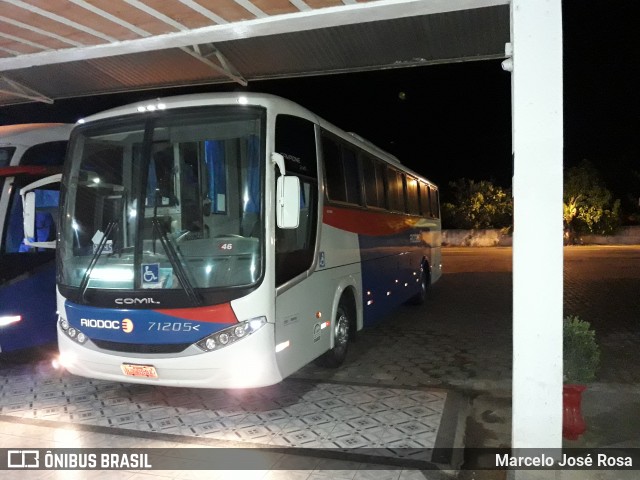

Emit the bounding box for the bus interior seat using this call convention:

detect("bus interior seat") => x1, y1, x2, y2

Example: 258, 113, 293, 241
36, 211, 56, 242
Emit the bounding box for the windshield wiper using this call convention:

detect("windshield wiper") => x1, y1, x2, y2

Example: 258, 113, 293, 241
77, 221, 117, 303
151, 218, 201, 306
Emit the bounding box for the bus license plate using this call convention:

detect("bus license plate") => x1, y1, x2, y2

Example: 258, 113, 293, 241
121, 363, 158, 378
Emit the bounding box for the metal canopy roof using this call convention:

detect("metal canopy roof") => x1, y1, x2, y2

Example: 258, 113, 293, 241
0, 0, 509, 106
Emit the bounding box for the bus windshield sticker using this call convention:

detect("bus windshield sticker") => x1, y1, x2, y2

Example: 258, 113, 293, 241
91, 230, 113, 254
141, 264, 174, 289
142, 264, 160, 286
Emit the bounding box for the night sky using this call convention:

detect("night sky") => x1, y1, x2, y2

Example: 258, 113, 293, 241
1, 1, 637, 207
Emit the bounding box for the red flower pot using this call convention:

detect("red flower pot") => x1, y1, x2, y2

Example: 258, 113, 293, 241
563, 384, 587, 441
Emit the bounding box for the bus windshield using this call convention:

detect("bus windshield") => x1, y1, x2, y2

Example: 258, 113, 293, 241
58, 107, 265, 296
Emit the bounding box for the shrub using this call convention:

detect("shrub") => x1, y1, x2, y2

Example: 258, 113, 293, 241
563, 315, 600, 384
564, 160, 621, 237
441, 178, 512, 229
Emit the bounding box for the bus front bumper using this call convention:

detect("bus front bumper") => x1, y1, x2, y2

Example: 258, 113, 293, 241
56, 323, 284, 389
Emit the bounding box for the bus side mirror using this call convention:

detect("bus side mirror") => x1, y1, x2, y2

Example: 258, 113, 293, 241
21, 173, 62, 250
276, 175, 300, 229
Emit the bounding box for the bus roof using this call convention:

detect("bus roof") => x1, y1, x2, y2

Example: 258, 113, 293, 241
75, 92, 436, 188
0, 123, 73, 146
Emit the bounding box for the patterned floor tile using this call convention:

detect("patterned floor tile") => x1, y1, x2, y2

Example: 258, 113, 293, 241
0, 361, 446, 462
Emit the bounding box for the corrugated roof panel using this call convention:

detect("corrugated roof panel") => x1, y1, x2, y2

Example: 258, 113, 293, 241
17, 0, 142, 41
252, 0, 300, 16
86, 49, 229, 88
0, 3, 112, 45
88, 0, 183, 36
0, 21, 71, 50
187, 0, 257, 23
305, 0, 345, 8
135, 0, 221, 30
0, 49, 228, 101
216, 7, 508, 78
0, 38, 42, 55
420, 7, 509, 60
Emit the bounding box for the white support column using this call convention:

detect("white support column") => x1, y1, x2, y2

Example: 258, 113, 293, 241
510, 0, 563, 452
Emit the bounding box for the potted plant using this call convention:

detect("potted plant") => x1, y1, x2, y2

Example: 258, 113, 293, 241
563, 315, 601, 440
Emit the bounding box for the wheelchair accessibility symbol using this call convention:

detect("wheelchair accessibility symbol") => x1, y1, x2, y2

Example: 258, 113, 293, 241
142, 263, 160, 285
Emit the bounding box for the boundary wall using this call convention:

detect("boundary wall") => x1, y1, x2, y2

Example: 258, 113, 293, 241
442, 226, 640, 247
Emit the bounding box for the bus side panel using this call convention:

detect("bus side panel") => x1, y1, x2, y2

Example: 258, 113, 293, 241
274, 225, 362, 379
359, 230, 425, 326
322, 205, 438, 327
0, 262, 57, 352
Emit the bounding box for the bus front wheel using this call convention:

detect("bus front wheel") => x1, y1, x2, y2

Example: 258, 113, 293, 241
315, 302, 350, 368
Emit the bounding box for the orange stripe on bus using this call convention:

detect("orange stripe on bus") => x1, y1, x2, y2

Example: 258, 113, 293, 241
155, 303, 238, 323
322, 206, 418, 236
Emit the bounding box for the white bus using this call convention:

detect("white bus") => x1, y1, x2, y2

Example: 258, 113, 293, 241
0, 123, 71, 353
44, 93, 441, 388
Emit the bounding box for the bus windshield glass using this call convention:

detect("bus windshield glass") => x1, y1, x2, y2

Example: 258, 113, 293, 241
58, 107, 264, 293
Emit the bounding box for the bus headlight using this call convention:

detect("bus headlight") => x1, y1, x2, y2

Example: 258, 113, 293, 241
196, 317, 267, 352
59, 317, 88, 345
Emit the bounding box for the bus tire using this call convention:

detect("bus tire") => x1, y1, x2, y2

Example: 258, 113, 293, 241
408, 268, 430, 305
315, 301, 351, 368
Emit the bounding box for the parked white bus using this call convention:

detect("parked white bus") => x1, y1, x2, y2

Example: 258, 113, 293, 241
44, 93, 441, 388
0, 123, 71, 352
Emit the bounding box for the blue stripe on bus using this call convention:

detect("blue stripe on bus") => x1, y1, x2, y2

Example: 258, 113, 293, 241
358, 230, 427, 327
64, 302, 232, 345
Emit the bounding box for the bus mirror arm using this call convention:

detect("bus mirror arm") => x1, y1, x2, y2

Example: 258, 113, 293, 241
271, 152, 286, 176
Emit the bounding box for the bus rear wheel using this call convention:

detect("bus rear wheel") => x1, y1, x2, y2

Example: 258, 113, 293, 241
315, 302, 350, 368
408, 268, 430, 305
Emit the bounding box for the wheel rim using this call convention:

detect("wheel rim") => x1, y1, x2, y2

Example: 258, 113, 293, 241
334, 308, 349, 353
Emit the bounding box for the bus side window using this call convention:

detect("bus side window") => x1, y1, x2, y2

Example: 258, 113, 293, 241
322, 135, 345, 203
430, 186, 440, 218
362, 155, 386, 209
407, 177, 420, 215
20, 141, 67, 166
420, 182, 431, 217
274, 115, 318, 286
322, 133, 362, 207
342, 147, 361, 205
386, 167, 405, 212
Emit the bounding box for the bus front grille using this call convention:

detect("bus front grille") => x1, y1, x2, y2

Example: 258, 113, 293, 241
92, 340, 191, 354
